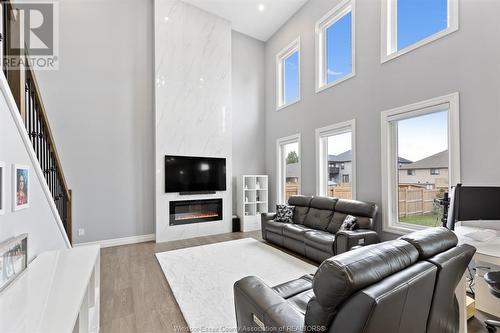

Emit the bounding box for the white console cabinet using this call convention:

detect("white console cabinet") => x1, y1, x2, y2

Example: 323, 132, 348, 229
237, 175, 269, 232
0, 245, 100, 333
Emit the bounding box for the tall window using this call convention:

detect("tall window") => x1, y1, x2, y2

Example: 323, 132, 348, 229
316, 120, 355, 199
381, 0, 458, 62
276, 38, 300, 110
277, 134, 301, 204
315, 0, 355, 92
381, 93, 460, 234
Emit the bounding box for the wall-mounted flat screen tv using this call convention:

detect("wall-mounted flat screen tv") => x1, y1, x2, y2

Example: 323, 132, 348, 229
165, 155, 226, 193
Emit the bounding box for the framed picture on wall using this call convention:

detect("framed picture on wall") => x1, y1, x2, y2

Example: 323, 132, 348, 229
0, 234, 28, 292
13, 165, 29, 211
0, 162, 5, 215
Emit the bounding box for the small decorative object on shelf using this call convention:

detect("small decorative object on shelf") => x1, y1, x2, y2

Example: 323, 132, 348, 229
256, 181, 260, 190
0, 234, 28, 292
245, 196, 249, 203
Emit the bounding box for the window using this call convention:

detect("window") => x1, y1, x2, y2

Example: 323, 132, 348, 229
276, 38, 300, 110
430, 168, 440, 175
277, 134, 301, 204
315, 0, 355, 92
381, 93, 460, 234
381, 0, 459, 62
316, 120, 355, 199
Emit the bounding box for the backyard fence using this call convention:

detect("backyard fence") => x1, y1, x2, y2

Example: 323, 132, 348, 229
399, 188, 440, 217
285, 184, 353, 201
328, 185, 352, 199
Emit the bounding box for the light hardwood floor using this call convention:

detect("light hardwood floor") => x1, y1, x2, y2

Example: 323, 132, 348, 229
100, 231, 497, 333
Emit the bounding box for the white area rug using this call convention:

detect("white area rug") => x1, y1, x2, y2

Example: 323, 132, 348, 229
155, 238, 316, 331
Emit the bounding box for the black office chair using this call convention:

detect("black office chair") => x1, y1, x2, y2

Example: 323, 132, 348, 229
485, 271, 500, 332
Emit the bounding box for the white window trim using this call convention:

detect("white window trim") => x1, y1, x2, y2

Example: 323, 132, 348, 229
380, 0, 459, 63
276, 133, 301, 204
276, 37, 301, 111
315, 119, 356, 199
381, 92, 460, 235
315, 0, 356, 93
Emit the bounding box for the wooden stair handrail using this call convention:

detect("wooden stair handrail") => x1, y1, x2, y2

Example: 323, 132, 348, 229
24, 66, 71, 199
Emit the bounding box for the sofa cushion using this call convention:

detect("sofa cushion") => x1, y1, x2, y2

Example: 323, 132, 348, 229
311, 239, 419, 311
303, 197, 337, 230
304, 231, 336, 254
283, 224, 313, 241
304, 208, 334, 230
288, 196, 313, 224
273, 274, 313, 299
265, 220, 286, 235
327, 199, 377, 233
399, 227, 458, 259
287, 289, 315, 315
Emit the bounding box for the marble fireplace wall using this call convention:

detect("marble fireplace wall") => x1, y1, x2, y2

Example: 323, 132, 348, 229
154, 0, 232, 242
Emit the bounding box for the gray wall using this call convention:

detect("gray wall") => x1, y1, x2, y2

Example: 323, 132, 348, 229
264, 0, 500, 239
34, 2, 266, 241
232, 31, 266, 214
36, 0, 155, 243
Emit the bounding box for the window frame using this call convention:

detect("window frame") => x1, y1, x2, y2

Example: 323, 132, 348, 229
380, 0, 459, 63
315, 0, 356, 93
380, 93, 460, 235
430, 168, 440, 175
276, 37, 301, 111
315, 119, 356, 199
276, 133, 302, 204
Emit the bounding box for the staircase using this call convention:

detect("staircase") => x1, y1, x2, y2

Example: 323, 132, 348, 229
1, 1, 72, 243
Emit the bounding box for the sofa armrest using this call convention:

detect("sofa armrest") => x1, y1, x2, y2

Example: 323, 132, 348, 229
261, 212, 277, 222
261, 213, 277, 239
334, 229, 380, 255
234, 276, 301, 331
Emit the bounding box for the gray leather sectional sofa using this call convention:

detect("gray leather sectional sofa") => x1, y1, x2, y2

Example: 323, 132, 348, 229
261, 195, 379, 262
234, 227, 476, 333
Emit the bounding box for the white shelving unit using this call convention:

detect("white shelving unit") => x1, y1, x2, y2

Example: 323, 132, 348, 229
237, 175, 269, 232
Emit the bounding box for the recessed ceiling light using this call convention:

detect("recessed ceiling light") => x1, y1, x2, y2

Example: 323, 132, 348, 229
257, 3, 265, 12
164, 16, 169, 21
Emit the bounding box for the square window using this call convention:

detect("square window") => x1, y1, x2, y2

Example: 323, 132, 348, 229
276, 38, 300, 110
316, 0, 355, 92
381, 0, 458, 62
407, 169, 415, 176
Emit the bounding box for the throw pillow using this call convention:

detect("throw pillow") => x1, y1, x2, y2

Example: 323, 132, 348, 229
339, 214, 358, 231
276, 205, 295, 223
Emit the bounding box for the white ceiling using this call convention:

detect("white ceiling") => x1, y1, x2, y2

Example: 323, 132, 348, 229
181, 0, 308, 42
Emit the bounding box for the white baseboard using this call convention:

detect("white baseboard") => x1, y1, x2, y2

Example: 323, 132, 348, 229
74, 234, 155, 248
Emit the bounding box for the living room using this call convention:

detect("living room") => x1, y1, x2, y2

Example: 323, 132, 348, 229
0, 0, 500, 332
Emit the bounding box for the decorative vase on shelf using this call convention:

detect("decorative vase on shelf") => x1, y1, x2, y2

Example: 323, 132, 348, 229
256, 182, 260, 190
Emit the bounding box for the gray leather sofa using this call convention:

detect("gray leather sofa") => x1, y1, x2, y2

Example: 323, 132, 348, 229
234, 227, 476, 333
261, 195, 379, 262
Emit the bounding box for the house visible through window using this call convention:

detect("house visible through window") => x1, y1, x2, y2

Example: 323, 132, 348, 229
382, 0, 458, 62
276, 38, 300, 109
381, 93, 460, 234
277, 134, 301, 203
316, 120, 355, 199
315, 0, 354, 91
